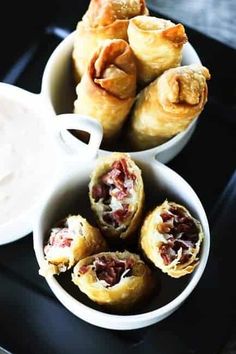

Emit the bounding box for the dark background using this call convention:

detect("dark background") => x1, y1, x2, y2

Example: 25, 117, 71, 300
0, 1, 87, 79
0, 1, 236, 353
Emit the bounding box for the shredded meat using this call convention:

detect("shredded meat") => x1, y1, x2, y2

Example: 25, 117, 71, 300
79, 264, 90, 274
103, 204, 130, 228
44, 227, 73, 254
92, 159, 136, 227
158, 205, 199, 265
92, 184, 109, 202
92, 255, 134, 287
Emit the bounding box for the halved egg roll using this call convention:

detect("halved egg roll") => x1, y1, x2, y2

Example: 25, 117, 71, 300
89, 153, 144, 240
72, 0, 148, 81
128, 15, 188, 85
130, 64, 211, 150
72, 251, 153, 311
74, 39, 137, 141
40, 214, 107, 276
140, 200, 204, 278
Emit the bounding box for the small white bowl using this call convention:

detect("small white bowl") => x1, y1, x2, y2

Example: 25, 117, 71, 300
33, 157, 210, 330
0, 83, 103, 245
41, 31, 202, 164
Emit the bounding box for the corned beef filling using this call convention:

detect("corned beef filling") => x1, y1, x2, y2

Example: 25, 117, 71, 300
44, 226, 73, 255
92, 159, 136, 228
158, 206, 199, 265
79, 256, 134, 287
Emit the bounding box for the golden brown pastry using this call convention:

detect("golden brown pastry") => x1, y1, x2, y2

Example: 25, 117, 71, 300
130, 64, 211, 150
72, 0, 149, 81
89, 152, 144, 240
128, 15, 188, 84
74, 39, 137, 141
72, 251, 153, 312
140, 200, 204, 278
39, 214, 107, 276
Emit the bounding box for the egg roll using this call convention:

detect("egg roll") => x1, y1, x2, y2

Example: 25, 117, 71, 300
74, 39, 137, 141
89, 153, 144, 240
130, 64, 211, 150
128, 15, 187, 85
140, 200, 204, 278
72, 251, 153, 312
72, 0, 149, 81
40, 214, 107, 276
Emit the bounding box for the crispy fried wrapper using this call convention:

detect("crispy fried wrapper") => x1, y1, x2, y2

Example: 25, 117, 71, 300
140, 200, 204, 278
74, 39, 137, 141
130, 64, 211, 150
89, 152, 144, 240
72, 250, 153, 312
39, 214, 107, 277
72, 0, 148, 80
128, 16, 187, 85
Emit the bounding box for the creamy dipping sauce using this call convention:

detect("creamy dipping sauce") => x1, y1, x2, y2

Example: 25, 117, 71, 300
0, 96, 56, 227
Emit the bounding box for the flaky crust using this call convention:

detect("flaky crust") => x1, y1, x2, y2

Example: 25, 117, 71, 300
39, 215, 107, 277
128, 16, 187, 84
72, 251, 153, 312
140, 200, 204, 278
72, 20, 128, 82
72, 0, 148, 80
89, 152, 144, 240
130, 64, 211, 150
84, 0, 148, 27
74, 39, 137, 141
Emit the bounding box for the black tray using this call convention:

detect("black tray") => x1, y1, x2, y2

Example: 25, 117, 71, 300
0, 2, 236, 354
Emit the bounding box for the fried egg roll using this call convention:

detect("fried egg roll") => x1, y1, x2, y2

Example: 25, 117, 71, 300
128, 15, 187, 84
40, 214, 107, 276
130, 64, 211, 150
72, 251, 153, 311
89, 153, 144, 240
74, 39, 137, 141
140, 200, 204, 278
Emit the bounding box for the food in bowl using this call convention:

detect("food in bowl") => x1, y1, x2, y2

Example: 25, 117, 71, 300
34, 154, 210, 329
41, 0, 211, 162
72, 250, 153, 312
140, 200, 204, 278
40, 214, 107, 276
71, 0, 211, 152
37, 153, 206, 318
89, 152, 144, 240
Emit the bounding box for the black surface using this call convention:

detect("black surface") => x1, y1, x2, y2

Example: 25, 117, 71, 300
1, 2, 236, 353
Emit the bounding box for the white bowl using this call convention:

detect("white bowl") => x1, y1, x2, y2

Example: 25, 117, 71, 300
0, 83, 59, 245
33, 157, 210, 330
0, 83, 103, 245
41, 31, 202, 164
